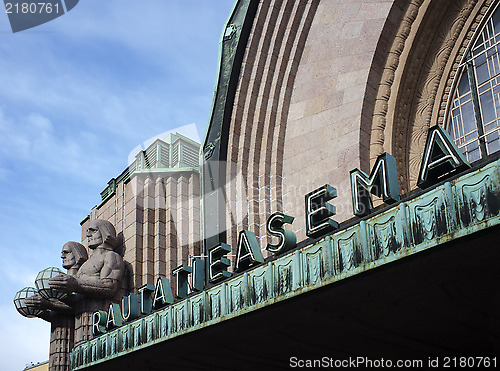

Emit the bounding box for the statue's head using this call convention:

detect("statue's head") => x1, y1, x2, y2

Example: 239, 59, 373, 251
86, 219, 117, 250
62, 241, 88, 270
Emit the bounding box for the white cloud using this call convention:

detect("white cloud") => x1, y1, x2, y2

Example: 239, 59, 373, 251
0, 107, 112, 185
50, 1, 230, 67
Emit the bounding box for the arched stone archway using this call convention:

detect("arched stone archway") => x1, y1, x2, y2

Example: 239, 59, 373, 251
365, 0, 493, 192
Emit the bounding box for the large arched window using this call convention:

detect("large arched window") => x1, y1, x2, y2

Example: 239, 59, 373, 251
447, 4, 500, 163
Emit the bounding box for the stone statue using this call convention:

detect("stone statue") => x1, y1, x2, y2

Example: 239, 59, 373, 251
49, 219, 125, 298
48, 219, 125, 346
18, 220, 125, 370
25, 241, 88, 318
18, 219, 125, 369
24, 241, 88, 371
62, 241, 88, 275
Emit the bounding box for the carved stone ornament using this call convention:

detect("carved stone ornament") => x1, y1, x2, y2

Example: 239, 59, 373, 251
367, 0, 492, 191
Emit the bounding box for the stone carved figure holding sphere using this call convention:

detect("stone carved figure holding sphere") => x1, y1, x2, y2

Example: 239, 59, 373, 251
48, 219, 125, 347
17, 219, 125, 370
49, 219, 125, 298
23, 241, 89, 371
25, 241, 88, 317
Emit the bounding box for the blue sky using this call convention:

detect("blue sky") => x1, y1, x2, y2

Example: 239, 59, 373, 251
0, 1, 235, 369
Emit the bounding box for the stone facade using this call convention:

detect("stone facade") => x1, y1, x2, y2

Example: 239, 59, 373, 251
222, 0, 494, 250
283, 0, 393, 235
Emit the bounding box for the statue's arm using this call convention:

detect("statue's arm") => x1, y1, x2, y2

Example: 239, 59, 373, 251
47, 298, 74, 313
36, 310, 54, 323
24, 295, 72, 322
74, 276, 118, 297
25, 294, 74, 312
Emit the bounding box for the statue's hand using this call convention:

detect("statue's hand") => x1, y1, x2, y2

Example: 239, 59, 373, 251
24, 294, 49, 309
49, 274, 79, 293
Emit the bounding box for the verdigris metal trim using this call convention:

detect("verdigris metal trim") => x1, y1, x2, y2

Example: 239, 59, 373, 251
201, 0, 260, 256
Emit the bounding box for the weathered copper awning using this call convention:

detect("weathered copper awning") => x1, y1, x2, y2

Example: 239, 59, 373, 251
70, 158, 500, 370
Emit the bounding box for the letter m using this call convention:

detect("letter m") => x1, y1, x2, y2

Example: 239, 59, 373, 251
350, 153, 400, 217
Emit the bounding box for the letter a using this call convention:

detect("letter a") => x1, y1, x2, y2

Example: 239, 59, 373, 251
417, 125, 470, 189
235, 230, 264, 272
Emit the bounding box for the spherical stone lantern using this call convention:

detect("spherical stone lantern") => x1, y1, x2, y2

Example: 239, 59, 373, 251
35, 267, 67, 300
13, 287, 43, 318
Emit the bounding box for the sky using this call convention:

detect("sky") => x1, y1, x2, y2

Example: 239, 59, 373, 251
0, 1, 235, 370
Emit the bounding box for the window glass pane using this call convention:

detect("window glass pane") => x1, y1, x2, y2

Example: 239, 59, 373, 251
458, 71, 470, 96
480, 90, 496, 124
493, 8, 500, 34
473, 34, 484, 56
475, 53, 490, 85
494, 84, 500, 114
459, 92, 472, 105
484, 121, 498, 133
448, 124, 456, 140
473, 44, 485, 55
491, 46, 500, 76
487, 23, 494, 42
451, 110, 461, 137
487, 131, 500, 154
461, 100, 476, 133
465, 131, 478, 142
447, 5, 500, 161
467, 142, 481, 162
479, 81, 491, 94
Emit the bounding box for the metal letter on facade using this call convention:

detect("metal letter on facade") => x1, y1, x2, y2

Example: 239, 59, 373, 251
350, 153, 400, 217
235, 229, 264, 272
209, 243, 232, 283
417, 125, 471, 189
266, 212, 297, 254
305, 184, 339, 237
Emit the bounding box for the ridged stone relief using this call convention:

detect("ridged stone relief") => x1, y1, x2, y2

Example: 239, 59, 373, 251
225, 0, 319, 251
370, 0, 424, 167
